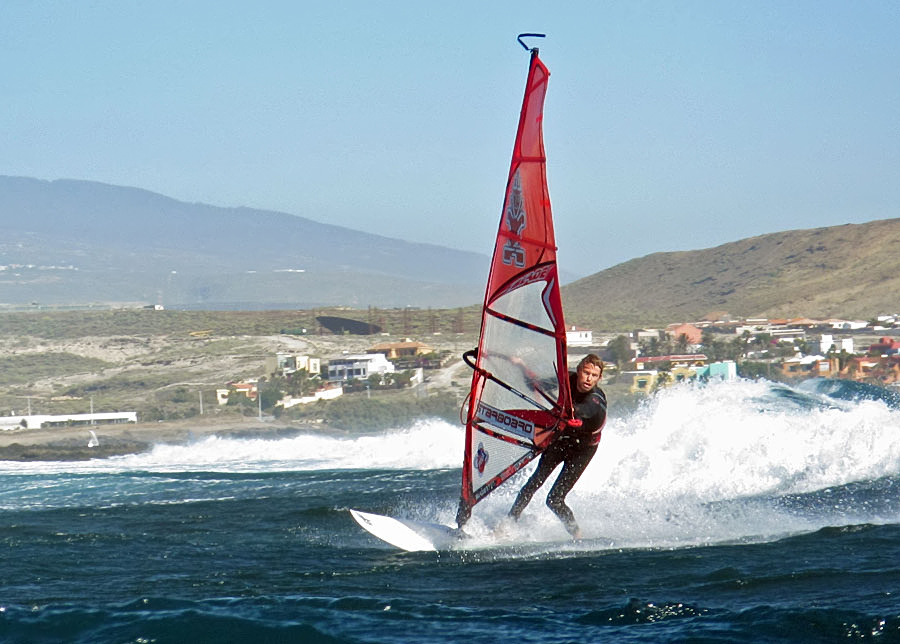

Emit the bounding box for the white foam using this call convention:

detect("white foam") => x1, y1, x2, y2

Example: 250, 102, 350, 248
3, 379, 900, 546
485, 379, 900, 547
0, 418, 464, 475
585, 379, 900, 501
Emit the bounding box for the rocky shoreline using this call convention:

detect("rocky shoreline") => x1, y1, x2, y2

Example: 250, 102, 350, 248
0, 416, 336, 462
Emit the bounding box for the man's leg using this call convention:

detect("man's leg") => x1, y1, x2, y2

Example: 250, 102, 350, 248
509, 444, 566, 520
545, 444, 598, 538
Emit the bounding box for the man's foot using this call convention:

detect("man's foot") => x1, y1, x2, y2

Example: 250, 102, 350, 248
492, 516, 515, 538
562, 520, 582, 541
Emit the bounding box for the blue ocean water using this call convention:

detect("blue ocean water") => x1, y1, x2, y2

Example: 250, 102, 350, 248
1, 378, 899, 643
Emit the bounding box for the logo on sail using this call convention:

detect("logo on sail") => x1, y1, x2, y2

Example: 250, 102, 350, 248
474, 442, 489, 475
502, 170, 526, 267
476, 401, 534, 440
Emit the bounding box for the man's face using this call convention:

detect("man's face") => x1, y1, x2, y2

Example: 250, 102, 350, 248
576, 362, 602, 393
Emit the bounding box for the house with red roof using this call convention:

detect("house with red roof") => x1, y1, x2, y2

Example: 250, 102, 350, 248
868, 337, 900, 356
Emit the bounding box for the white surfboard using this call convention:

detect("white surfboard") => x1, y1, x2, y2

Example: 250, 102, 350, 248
349, 509, 465, 552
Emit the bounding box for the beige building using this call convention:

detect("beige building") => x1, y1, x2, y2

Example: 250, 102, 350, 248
265, 353, 321, 377
367, 340, 433, 359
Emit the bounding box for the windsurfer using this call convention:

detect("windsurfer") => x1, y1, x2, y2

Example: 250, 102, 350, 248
506, 353, 607, 539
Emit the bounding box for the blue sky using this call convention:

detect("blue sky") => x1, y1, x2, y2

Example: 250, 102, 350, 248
3, 1, 899, 276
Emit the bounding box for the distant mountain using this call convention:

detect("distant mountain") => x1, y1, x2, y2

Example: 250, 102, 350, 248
0, 176, 490, 309
6, 176, 898, 327
562, 217, 900, 330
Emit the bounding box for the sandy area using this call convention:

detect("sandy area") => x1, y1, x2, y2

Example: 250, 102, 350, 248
0, 414, 337, 462
0, 330, 473, 462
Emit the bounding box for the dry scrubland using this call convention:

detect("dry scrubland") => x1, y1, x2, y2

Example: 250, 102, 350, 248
0, 309, 640, 461
0, 309, 484, 459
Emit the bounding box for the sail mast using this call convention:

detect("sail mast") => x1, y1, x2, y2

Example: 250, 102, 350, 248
456, 37, 573, 528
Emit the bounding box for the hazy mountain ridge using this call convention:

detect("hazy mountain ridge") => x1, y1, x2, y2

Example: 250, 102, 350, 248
562, 217, 900, 329
0, 176, 489, 308
4, 176, 899, 326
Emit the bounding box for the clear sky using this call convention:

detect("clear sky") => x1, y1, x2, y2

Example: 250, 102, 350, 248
3, 1, 899, 276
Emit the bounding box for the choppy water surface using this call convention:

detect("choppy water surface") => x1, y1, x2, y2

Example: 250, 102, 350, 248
1, 378, 899, 642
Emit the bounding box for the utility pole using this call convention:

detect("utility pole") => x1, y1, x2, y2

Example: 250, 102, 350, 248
14, 396, 34, 416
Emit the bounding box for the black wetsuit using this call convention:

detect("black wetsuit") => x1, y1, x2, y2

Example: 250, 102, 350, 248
508, 372, 607, 537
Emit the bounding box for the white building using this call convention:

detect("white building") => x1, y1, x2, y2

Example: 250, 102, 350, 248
280, 385, 344, 408
565, 326, 593, 347
0, 412, 137, 431
819, 334, 854, 354
829, 319, 868, 330
327, 353, 395, 382
632, 329, 664, 342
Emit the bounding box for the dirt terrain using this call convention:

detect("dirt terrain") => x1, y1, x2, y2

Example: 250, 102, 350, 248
0, 319, 622, 462
0, 330, 476, 460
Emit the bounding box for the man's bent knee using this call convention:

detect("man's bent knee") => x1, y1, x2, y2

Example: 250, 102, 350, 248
546, 494, 570, 518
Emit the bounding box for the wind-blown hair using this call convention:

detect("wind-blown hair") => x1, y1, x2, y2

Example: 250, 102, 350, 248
577, 353, 604, 375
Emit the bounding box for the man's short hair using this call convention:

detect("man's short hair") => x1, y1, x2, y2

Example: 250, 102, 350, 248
577, 353, 604, 374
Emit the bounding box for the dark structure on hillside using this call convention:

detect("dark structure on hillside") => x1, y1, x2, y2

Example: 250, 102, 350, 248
316, 316, 383, 335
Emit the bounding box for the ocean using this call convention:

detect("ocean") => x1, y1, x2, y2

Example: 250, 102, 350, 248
2, 378, 899, 643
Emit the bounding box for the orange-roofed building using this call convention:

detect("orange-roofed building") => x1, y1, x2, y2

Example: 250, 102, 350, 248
666, 323, 703, 344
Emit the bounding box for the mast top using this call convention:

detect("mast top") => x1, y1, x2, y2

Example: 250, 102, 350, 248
517, 33, 545, 53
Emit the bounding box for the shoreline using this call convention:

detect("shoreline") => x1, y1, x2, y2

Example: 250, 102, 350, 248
0, 415, 341, 462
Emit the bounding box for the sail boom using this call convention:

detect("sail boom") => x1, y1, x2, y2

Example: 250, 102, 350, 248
468, 361, 560, 413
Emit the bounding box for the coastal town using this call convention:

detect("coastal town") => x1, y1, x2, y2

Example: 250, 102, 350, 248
608, 313, 900, 392
222, 312, 900, 406
4, 310, 898, 433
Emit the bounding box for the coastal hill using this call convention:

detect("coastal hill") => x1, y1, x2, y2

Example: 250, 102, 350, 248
562, 217, 900, 330
3, 175, 899, 329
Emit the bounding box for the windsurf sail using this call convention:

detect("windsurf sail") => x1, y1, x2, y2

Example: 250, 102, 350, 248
456, 43, 573, 527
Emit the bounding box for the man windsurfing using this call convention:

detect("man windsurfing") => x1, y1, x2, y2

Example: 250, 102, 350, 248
506, 353, 607, 539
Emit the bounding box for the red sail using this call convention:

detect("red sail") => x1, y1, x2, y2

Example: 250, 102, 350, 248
457, 50, 573, 527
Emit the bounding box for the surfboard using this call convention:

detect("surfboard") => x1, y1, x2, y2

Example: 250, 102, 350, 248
349, 509, 465, 552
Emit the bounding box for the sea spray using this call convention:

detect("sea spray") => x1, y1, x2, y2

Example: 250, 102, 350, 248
3, 378, 899, 548
470, 378, 900, 547
0, 418, 464, 476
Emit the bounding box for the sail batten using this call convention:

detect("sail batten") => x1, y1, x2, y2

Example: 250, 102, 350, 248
484, 309, 558, 337
496, 233, 556, 251
457, 49, 573, 528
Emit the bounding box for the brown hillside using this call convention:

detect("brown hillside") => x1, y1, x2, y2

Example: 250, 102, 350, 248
562, 218, 900, 330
